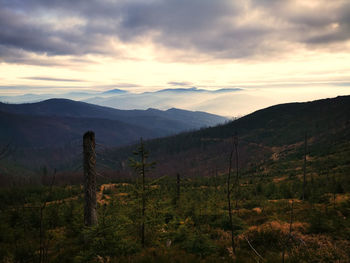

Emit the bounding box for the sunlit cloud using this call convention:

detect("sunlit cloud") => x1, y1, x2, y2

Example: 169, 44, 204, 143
0, 0, 349, 111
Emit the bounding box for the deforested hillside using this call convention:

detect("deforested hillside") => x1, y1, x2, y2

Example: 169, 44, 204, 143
1, 96, 349, 262
105, 96, 350, 180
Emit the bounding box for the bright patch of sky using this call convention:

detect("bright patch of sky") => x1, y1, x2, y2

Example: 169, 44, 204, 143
0, 0, 349, 116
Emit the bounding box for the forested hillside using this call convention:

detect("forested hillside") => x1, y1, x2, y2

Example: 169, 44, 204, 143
0, 96, 349, 262
0, 99, 227, 170
105, 96, 350, 179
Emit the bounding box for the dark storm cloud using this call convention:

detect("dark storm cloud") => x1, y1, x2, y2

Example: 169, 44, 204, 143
0, 0, 349, 64
0, 6, 111, 56
302, 3, 350, 45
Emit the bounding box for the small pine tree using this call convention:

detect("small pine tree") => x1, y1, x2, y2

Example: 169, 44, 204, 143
129, 138, 156, 247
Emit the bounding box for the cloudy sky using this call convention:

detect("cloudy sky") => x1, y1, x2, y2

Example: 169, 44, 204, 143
0, 0, 350, 105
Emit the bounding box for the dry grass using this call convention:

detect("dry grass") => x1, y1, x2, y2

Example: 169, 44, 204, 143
252, 207, 262, 214
273, 176, 288, 183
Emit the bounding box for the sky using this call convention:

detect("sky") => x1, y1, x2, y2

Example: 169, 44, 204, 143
0, 0, 350, 114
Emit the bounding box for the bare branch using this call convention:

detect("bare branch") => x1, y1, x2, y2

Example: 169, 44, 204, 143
0, 142, 12, 160
245, 236, 265, 262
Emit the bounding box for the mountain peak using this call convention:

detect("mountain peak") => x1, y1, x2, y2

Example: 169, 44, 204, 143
102, 89, 128, 95
156, 87, 202, 93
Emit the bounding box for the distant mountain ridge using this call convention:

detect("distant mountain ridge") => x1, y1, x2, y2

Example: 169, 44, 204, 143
0, 110, 155, 148
0, 89, 129, 104
0, 87, 241, 104
0, 98, 227, 149
154, 87, 242, 93
0, 87, 247, 116
101, 89, 128, 95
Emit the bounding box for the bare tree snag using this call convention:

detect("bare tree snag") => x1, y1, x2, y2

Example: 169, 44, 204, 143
39, 169, 56, 263
141, 140, 146, 247
83, 131, 98, 226
282, 199, 294, 263
302, 132, 307, 201
176, 173, 181, 206
0, 143, 11, 161
234, 134, 239, 210
333, 175, 336, 209
227, 137, 235, 256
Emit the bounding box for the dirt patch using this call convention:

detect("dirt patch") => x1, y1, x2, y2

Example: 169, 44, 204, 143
252, 207, 262, 214
97, 183, 119, 204
273, 176, 288, 183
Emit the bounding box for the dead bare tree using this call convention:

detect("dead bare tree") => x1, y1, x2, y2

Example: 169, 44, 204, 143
176, 173, 181, 207
302, 132, 307, 201
0, 143, 11, 160
282, 200, 294, 263
233, 134, 239, 210
39, 169, 56, 263
332, 175, 337, 209
227, 136, 236, 256
83, 131, 98, 226
213, 166, 218, 189
245, 236, 264, 262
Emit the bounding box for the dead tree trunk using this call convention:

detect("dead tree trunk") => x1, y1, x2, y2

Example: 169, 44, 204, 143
302, 132, 307, 201
83, 131, 98, 226
0, 143, 11, 161
234, 134, 239, 209
141, 139, 146, 247
176, 173, 181, 207
227, 137, 235, 256
333, 175, 336, 209
214, 166, 218, 189
282, 200, 294, 263
39, 169, 56, 263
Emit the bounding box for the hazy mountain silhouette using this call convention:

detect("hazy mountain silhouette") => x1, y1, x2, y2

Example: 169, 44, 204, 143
0, 88, 247, 116
0, 99, 227, 148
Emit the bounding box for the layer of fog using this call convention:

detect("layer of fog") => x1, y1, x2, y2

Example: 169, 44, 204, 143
1, 85, 349, 118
